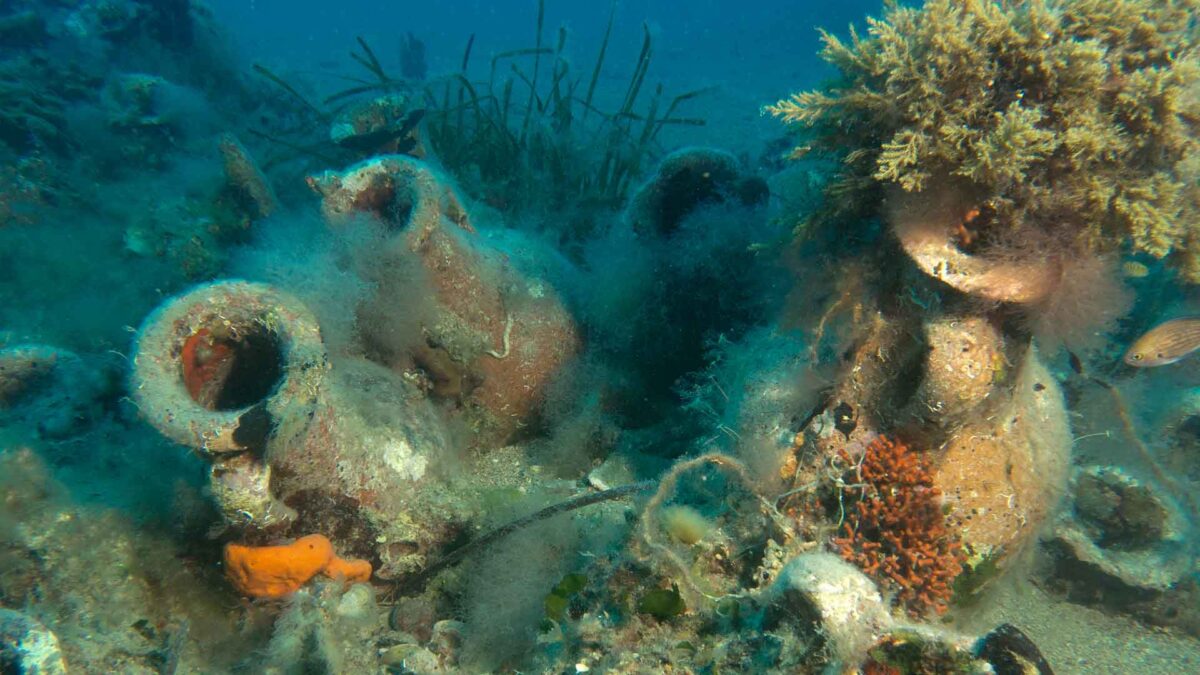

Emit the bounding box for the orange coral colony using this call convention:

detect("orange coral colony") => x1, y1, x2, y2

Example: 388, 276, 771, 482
831, 435, 964, 616
223, 534, 373, 598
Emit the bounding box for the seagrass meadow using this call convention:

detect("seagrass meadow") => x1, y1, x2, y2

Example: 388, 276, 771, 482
1, 1, 1199, 673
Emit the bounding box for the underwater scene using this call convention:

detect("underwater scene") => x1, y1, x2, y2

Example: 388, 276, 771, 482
2, 0, 1200, 672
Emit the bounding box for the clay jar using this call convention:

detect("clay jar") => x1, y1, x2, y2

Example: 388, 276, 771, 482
131, 281, 458, 578
804, 311, 1070, 600
131, 281, 327, 527
308, 155, 579, 446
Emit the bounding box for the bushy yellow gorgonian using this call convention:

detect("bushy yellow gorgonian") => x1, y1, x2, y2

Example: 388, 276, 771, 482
769, 0, 1200, 279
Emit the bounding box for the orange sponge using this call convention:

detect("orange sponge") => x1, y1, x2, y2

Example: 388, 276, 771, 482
323, 555, 373, 583
223, 534, 373, 598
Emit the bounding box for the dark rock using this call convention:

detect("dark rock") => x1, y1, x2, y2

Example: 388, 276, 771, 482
975, 623, 1053, 675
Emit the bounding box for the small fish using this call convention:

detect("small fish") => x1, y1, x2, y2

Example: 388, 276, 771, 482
1124, 317, 1200, 367
1122, 261, 1150, 278
1067, 350, 1083, 375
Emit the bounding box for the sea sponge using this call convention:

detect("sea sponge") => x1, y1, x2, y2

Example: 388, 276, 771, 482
323, 556, 373, 584
223, 534, 373, 598
224, 534, 334, 598
769, 0, 1200, 279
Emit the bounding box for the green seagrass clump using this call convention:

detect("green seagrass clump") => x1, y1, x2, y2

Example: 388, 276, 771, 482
769, 0, 1200, 279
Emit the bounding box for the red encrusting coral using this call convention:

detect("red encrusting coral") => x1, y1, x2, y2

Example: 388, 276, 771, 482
831, 435, 964, 616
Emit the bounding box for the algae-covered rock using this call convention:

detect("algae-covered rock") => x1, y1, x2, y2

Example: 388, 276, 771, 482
0, 608, 67, 675
1039, 465, 1196, 635
764, 552, 891, 669
0, 345, 111, 440
65, 0, 145, 39
1072, 466, 1169, 549
0, 447, 261, 673
257, 581, 388, 674
638, 586, 687, 620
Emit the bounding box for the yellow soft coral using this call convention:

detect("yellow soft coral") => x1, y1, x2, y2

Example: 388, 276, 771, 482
768, 0, 1200, 279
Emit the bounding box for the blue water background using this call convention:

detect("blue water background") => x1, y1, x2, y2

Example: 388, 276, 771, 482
207, 0, 880, 153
